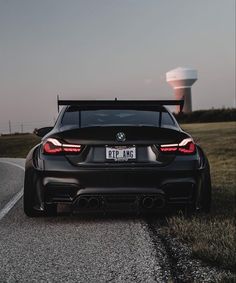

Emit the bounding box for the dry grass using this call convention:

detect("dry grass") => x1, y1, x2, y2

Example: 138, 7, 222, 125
0, 134, 40, 158
167, 122, 236, 272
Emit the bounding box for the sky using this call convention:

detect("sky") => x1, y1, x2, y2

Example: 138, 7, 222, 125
0, 0, 235, 133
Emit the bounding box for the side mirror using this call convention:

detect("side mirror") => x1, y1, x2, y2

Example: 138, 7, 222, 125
34, 127, 53, 137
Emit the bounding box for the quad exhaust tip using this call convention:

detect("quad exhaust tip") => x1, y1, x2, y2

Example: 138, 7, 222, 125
142, 196, 165, 209
142, 197, 155, 209
77, 197, 88, 209
156, 197, 165, 208
76, 195, 165, 210
76, 197, 100, 209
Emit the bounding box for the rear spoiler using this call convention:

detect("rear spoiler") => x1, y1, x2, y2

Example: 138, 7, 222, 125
57, 97, 184, 112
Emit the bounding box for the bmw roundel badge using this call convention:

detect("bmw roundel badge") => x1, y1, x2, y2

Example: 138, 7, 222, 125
116, 132, 126, 142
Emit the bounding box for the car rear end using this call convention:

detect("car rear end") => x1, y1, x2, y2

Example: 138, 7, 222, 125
29, 101, 201, 215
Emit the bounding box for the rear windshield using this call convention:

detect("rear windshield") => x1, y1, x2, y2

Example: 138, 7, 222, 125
61, 108, 177, 128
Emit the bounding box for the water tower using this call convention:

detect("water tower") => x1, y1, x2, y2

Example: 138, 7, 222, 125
166, 67, 198, 113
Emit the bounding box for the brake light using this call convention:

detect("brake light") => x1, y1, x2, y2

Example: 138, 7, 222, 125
43, 138, 82, 154
160, 138, 196, 154
178, 138, 196, 154
159, 144, 178, 152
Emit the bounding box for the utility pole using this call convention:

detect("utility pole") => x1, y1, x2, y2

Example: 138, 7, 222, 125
21, 123, 23, 133
9, 120, 11, 134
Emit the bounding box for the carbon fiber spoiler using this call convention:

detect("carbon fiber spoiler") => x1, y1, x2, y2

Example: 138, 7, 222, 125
57, 97, 184, 112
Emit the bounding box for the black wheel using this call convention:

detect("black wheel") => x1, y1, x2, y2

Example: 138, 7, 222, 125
200, 168, 212, 213
184, 203, 196, 217
24, 180, 42, 217
24, 170, 44, 217
183, 167, 212, 217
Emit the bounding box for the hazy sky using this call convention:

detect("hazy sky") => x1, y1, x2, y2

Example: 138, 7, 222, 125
0, 0, 235, 133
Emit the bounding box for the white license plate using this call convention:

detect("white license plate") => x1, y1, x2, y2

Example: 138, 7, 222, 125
106, 146, 136, 161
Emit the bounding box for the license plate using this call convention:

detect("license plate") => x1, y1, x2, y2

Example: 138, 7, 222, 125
106, 146, 136, 161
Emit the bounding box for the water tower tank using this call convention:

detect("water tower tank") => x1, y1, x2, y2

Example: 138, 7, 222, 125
166, 67, 198, 113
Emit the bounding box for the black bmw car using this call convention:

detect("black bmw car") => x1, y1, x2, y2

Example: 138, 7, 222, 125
24, 99, 211, 217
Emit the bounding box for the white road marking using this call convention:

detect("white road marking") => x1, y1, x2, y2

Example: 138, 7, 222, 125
0, 188, 23, 221
0, 160, 25, 220
0, 160, 25, 171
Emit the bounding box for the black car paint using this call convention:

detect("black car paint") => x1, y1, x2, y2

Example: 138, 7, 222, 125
24, 104, 210, 215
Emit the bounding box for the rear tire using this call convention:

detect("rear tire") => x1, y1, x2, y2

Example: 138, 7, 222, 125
24, 170, 56, 217
23, 184, 42, 217
184, 203, 196, 217
183, 167, 211, 217
200, 168, 212, 213
24, 190, 58, 217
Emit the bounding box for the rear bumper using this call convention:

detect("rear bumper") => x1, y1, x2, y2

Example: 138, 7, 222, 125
26, 153, 202, 213
42, 173, 198, 213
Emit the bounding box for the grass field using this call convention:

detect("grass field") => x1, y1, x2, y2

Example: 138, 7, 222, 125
0, 134, 40, 158
167, 122, 236, 273
0, 122, 235, 273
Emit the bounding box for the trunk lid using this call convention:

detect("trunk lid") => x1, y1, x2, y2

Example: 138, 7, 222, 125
48, 126, 190, 166
53, 126, 189, 145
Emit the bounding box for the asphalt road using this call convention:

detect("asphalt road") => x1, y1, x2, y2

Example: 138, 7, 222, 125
0, 158, 172, 283
0, 158, 25, 210
0, 158, 228, 283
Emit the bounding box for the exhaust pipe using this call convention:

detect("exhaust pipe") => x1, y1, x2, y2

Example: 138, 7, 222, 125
88, 197, 99, 209
77, 197, 88, 209
155, 197, 165, 208
142, 197, 154, 209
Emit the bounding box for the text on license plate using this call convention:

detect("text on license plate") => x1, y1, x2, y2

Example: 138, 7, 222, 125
106, 146, 136, 161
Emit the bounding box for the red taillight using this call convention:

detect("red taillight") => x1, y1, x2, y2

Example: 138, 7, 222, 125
178, 141, 195, 154
43, 138, 82, 154
62, 144, 82, 153
159, 146, 178, 152
159, 138, 196, 155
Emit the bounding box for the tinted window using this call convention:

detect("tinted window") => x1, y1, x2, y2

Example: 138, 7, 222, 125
81, 110, 159, 127
162, 112, 176, 126
61, 110, 80, 126
61, 108, 177, 128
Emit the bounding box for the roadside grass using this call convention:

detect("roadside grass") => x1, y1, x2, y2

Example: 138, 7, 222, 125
0, 122, 235, 273
0, 134, 40, 158
165, 122, 236, 273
